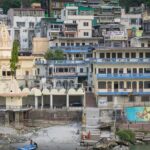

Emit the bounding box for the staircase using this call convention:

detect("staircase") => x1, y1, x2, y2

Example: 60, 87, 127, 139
86, 93, 96, 107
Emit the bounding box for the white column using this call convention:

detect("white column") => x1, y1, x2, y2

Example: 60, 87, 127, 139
66, 94, 69, 108
50, 95, 53, 109
35, 96, 38, 109
41, 95, 43, 110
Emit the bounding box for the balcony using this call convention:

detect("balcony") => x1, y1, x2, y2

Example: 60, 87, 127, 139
94, 58, 150, 64
97, 89, 150, 96
96, 73, 150, 79
50, 28, 61, 32
51, 46, 94, 53
49, 72, 78, 78
47, 60, 86, 65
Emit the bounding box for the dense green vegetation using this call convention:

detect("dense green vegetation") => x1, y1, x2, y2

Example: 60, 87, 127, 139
117, 129, 135, 143
10, 40, 19, 78
0, 0, 40, 13
0, 0, 150, 14
44, 49, 64, 60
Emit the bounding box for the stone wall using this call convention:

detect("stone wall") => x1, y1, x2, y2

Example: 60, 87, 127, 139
28, 110, 82, 121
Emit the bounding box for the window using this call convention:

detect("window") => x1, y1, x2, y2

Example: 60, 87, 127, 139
61, 43, 65, 46
80, 68, 83, 73
106, 53, 110, 58
129, 95, 135, 102
133, 68, 137, 74
139, 68, 143, 74
98, 82, 106, 89
118, 53, 122, 58
144, 81, 150, 89
119, 68, 123, 74
83, 22, 89, 26
142, 96, 150, 102
148, 41, 150, 47
100, 53, 105, 58
112, 53, 116, 58
73, 20, 76, 24
141, 43, 145, 47
7, 71, 11, 76
114, 68, 118, 74
131, 53, 136, 58
107, 68, 111, 74
144, 68, 150, 73
120, 81, 124, 89
127, 81, 131, 89
98, 68, 106, 74
37, 68, 40, 75
84, 32, 89, 36
139, 52, 143, 58
125, 53, 130, 58
2, 71, 6, 76
145, 53, 150, 58
130, 18, 137, 25
76, 43, 80, 46
82, 43, 85, 46
127, 68, 131, 74
107, 96, 113, 102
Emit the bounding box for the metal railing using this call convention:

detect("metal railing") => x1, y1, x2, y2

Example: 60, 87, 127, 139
96, 73, 150, 79
94, 58, 150, 64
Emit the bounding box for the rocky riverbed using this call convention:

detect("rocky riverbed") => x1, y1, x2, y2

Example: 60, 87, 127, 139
0, 122, 81, 150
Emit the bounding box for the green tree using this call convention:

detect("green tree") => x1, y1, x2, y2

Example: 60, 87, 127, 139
54, 49, 64, 60
44, 49, 64, 60
10, 40, 19, 78
0, 0, 21, 14
44, 50, 54, 60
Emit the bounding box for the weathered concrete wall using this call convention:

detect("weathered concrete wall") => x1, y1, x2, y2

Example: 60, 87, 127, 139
28, 110, 82, 121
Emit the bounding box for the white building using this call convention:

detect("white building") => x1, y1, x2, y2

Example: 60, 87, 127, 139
121, 9, 142, 30
50, 4, 97, 47
7, 8, 45, 51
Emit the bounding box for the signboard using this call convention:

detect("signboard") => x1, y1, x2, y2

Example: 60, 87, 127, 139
106, 31, 127, 40
125, 107, 150, 122
98, 97, 108, 107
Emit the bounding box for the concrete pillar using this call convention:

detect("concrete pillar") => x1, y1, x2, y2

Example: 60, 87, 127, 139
41, 95, 44, 110
35, 96, 38, 109
50, 95, 53, 109
137, 81, 139, 92
5, 112, 9, 126
15, 112, 20, 126
66, 94, 69, 108
83, 94, 86, 108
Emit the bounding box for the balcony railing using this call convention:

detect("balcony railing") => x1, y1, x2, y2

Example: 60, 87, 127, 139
97, 91, 150, 96
48, 60, 86, 65
94, 58, 150, 64
49, 72, 78, 77
0, 75, 35, 80
96, 73, 150, 79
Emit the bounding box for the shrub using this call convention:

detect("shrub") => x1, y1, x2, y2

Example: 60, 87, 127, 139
117, 129, 135, 143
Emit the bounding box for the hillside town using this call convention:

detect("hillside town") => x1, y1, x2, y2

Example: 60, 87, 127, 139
0, 0, 150, 150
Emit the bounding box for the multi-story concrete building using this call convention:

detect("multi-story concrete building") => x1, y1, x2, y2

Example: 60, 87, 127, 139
93, 47, 150, 110
7, 7, 45, 51
49, 3, 99, 47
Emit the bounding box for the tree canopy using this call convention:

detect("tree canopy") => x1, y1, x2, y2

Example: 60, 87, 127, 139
44, 49, 64, 60
10, 40, 19, 77
0, 0, 41, 13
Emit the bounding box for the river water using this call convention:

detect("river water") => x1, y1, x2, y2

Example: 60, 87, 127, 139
130, 144, 150, 150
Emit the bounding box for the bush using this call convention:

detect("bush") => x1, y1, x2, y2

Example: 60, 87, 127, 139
117, 129, 135, 143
